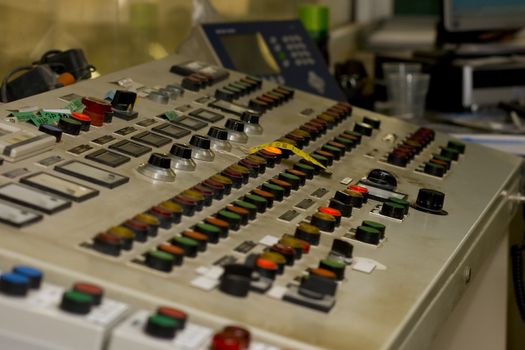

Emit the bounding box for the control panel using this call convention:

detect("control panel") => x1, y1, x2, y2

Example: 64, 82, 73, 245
0, 54, 520, 350
182, 20, 345, 100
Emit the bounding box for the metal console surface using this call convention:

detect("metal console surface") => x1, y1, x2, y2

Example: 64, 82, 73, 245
0, 54, 520, 350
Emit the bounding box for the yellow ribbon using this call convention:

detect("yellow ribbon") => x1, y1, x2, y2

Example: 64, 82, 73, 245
247, 141, 327, 169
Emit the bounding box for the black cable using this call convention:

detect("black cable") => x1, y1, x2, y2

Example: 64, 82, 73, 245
511, 242, 525, 322
0, 65, 34, 103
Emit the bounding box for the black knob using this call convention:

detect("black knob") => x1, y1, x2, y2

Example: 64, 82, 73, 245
331, 239, 353, 259
310, 212, 336, 232
353, 122, 373, 136
380, 201, 405, 219
355, 226, 381, 245
424, 162, 446, 177
241, 111, 260, 124
170, 143, 192, 159
58, 117, 82, 135
219, 264, 252, 297
367, 168, 397, 189
190, 135, 211, 149
363, 116, 381, 129
148, 153, 171, 169
0, 272, 30, 296
39, 124, 63, 142
225, 118, 245, 132
60, 290, 93, 315
208, 126, 229, 140
415, 188, 446, 214
440, 147, 459, 161
447, 140, 465, 153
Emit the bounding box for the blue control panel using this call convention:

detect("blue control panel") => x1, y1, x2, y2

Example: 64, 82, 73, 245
201, 20, 346, 100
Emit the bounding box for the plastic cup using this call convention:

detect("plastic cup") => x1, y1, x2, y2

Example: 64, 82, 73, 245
386, 73, 430, 119
382, 62, 422, 77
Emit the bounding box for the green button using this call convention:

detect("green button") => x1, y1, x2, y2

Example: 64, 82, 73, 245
385, 202, 405, 210
344, 130, 361, 137
173, 236, 198, 247
234, 200, 257, 211
311, 153, 327, 161
244, 193, 266, 203
388, 197, 409, 207
334, 137, 354, 146
280, 172, 299, 181
320, 258, 345, 269
64, 290, 93, 304
362, 220, 385, 231
433, 154, 451, 162
148, 250, 174, 262
358, 226, 381, 234
218, 210, 241, 221
323, 145, 339, 153
195, 223, 221, 234
296, 163, 314, 171
225, 85, 242, 93
149, 314, 178, 328
262, 183, 284, 192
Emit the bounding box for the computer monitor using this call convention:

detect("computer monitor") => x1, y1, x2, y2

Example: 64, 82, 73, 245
443, 0, 525, 32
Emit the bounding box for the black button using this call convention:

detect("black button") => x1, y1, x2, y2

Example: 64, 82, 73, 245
171, 116, 207, 131
380, 201, 405, 219
85, 149, 130, 167
152, 123, 191, 139
353, 122, 373, 136
363, 116, 380, 129
58, 117, 82, 135
415, 188, 446, 214
132, 131, 172, 147
189, 108, 224, 122
109, 140, 151, 157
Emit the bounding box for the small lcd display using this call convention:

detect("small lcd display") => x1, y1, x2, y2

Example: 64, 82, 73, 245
85, 149, 130, 167
173, 116, 207, 131
219, 33, 280, 76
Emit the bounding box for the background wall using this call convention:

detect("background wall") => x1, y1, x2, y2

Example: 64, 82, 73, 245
0, 0, 352, 79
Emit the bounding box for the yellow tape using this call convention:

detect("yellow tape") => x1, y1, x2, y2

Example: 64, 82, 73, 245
247, 141, 327, 169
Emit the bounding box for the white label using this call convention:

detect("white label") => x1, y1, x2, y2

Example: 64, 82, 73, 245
0, 201, 41, 225
352, 260, 376, 274
259, 235, 279, 246
175, 323, 213, 349
191, 276, 218, 291
267, 285, 287, 299
340, 177, 353, 185
0, 183, 70, 212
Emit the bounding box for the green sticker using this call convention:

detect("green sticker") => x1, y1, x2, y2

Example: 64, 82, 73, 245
11, 111, 36, 122
30, 111, 63, 127
163, 111, 178, 121
65, 99, 85, 112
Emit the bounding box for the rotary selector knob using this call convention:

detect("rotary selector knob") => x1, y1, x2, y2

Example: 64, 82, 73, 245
169, 143, 196, 171
415, 188, 446, 214
241, 112, 263, 135
366, 168, 397, 190
39, 124, 63, 142
225, 118, 248, 144
189, 135, 215, 161
137, 153, 176, 182
207, 126, 232, 152
58, 117, 82, 136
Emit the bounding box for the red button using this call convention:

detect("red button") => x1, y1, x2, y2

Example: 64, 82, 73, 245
347, 185, 368, 194
319, 206, 341, 218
